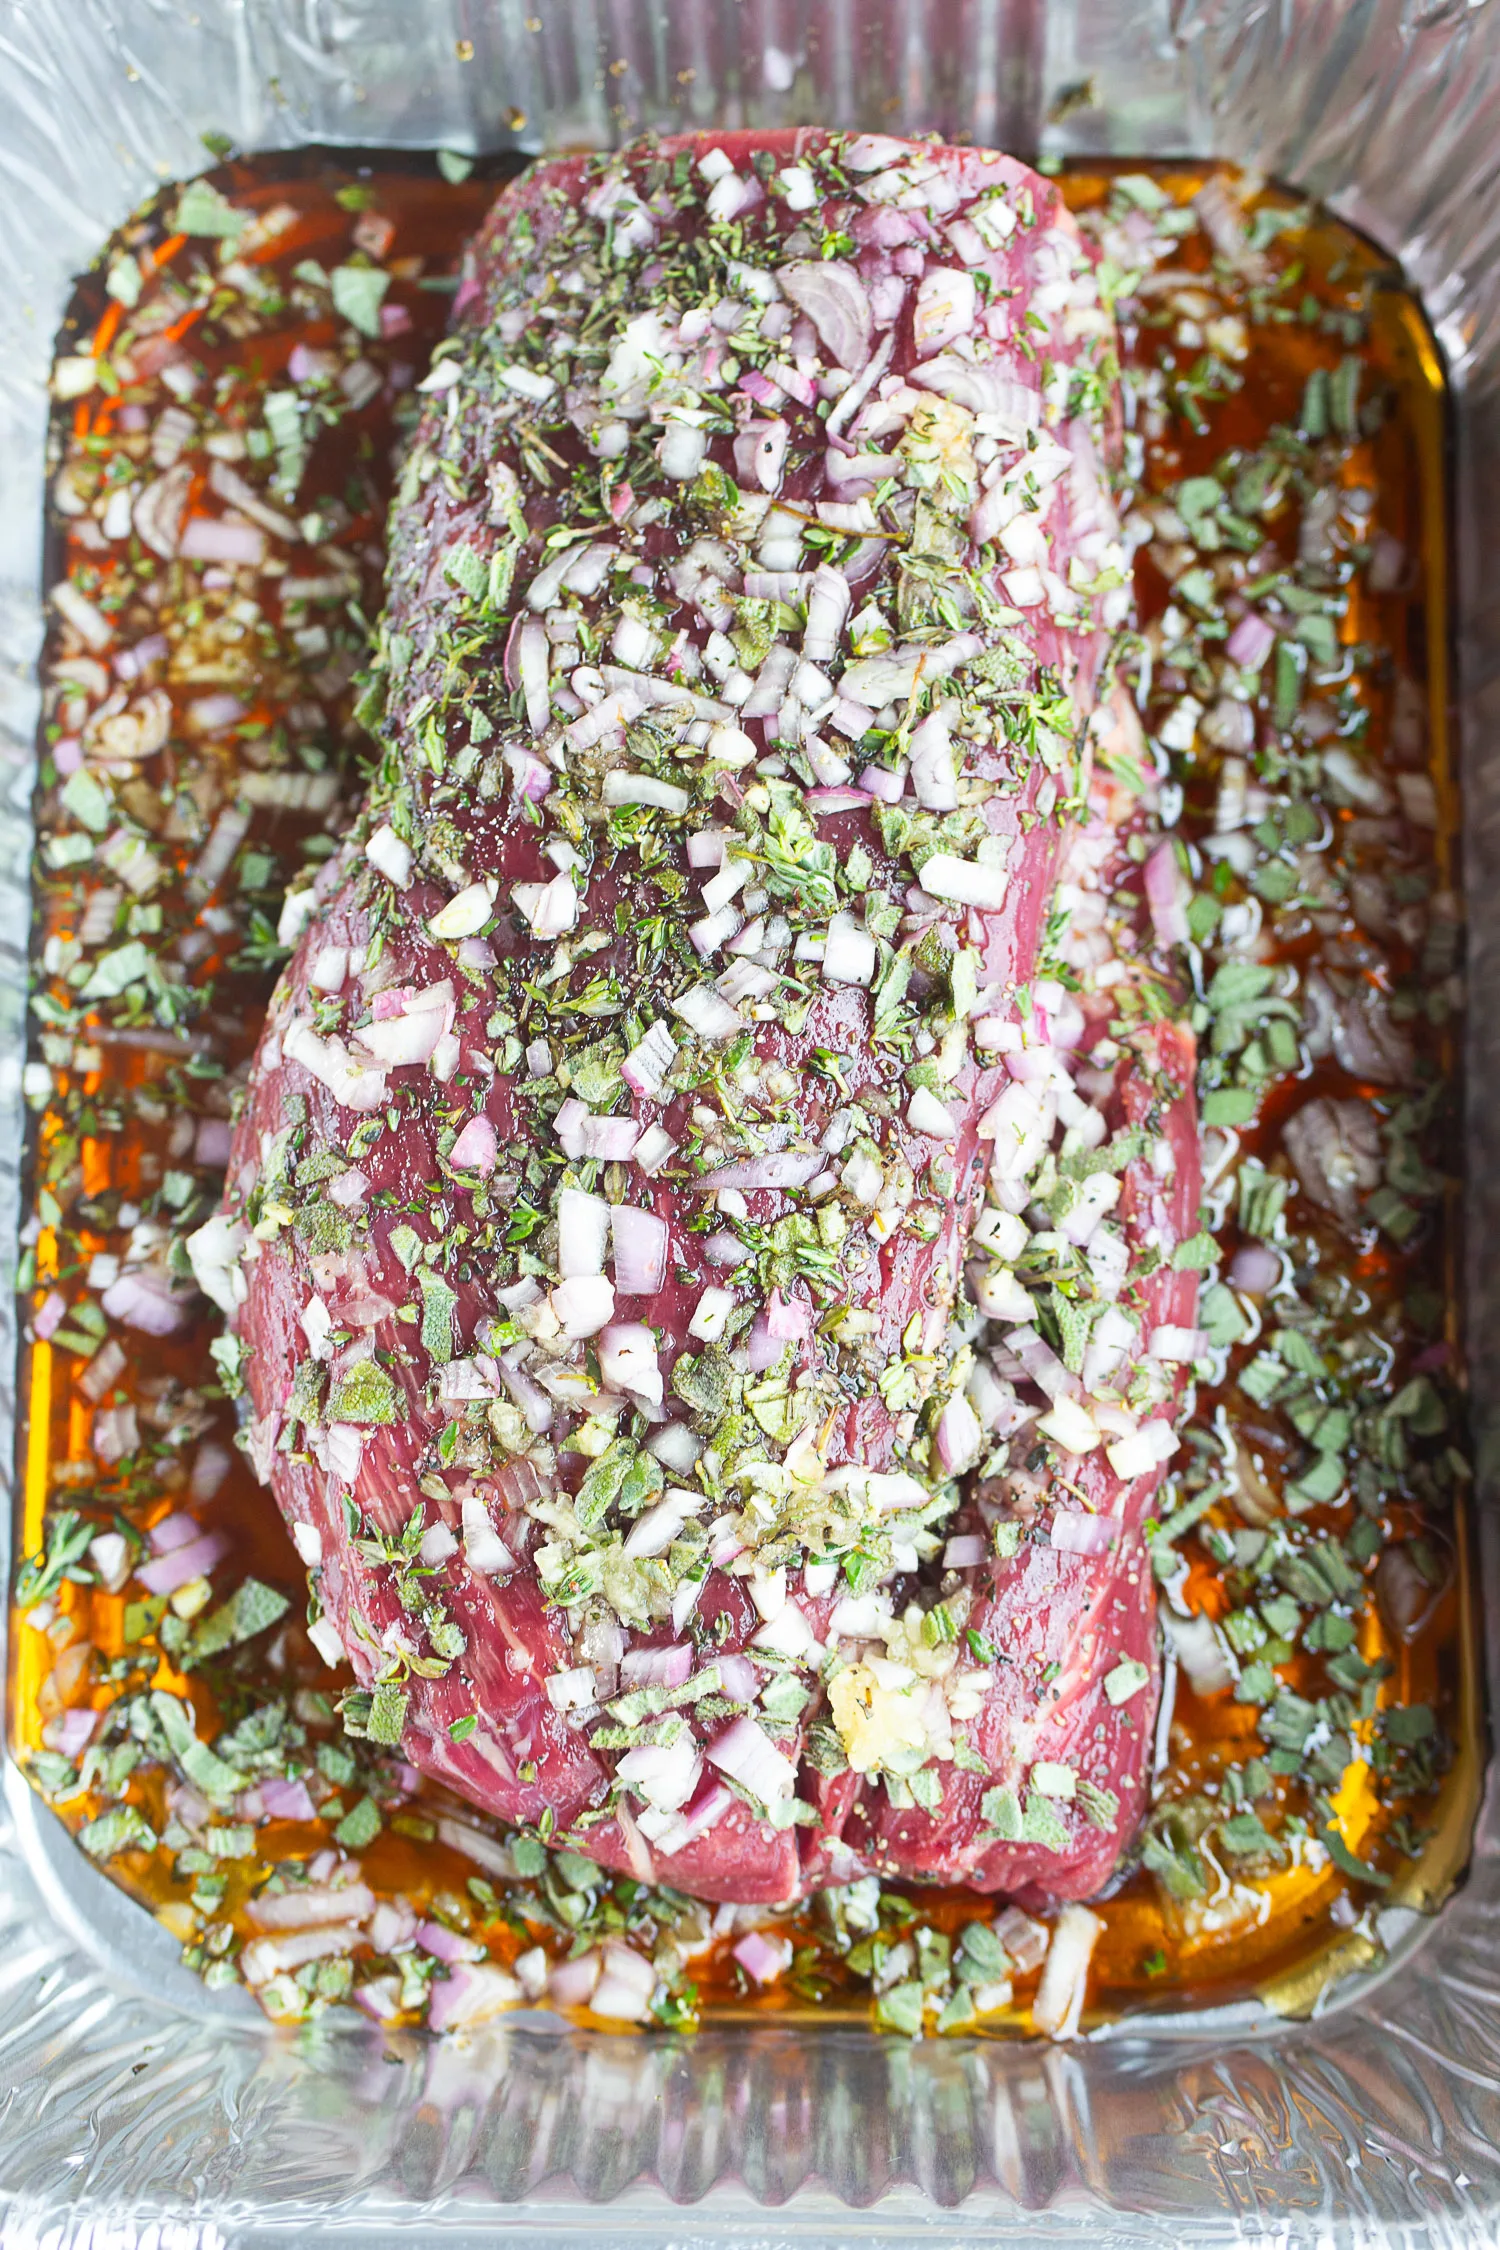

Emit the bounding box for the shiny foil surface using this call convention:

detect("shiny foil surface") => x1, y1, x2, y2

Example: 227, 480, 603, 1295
4, 3, 1500, 2243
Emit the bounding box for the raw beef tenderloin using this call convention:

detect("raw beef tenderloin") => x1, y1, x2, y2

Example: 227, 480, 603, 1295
200, 130, 1195, 1906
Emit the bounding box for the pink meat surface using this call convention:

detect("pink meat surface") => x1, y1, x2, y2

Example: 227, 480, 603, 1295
208, 130, 1198, 1906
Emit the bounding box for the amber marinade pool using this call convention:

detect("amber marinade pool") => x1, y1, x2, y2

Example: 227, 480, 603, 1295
8, 144, 1478, 2038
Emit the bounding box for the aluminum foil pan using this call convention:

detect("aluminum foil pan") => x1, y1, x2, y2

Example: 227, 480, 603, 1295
5, 2, 1500, 2242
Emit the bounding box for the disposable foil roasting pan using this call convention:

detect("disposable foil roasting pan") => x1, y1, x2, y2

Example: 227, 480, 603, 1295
5, 2, 1500, 2242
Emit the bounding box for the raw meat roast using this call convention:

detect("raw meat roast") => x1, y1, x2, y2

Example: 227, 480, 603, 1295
199, 130, 1201, 1906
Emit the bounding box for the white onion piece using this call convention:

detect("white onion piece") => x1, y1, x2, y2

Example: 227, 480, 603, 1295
969, 1264, 1034, 1323
1105, 1419, 1180, 1479
545, 1665, 598, 1715
739, 419, 789, 494
102, 1267, 187, 1337
977, 1081, 1053, 1181
518, 618, 551, 734
623, 1494, 702, 1560
419, 1521, 459, 1568
1036, 1394, 1101, 1455
308, 944, 349, 993
577, 1114, 640, 1161
355, 1005, 446, 1068
617, 1734, 702, 1812
645, 1419, 703, 1472
701, 856, 748, 917
504, 746, 552, 805
281, 1023, 389, 1112
691, 904, 743, 956
565, 689, 645, 753
590, 1944, 657, 2022
1144, 841, 1191, 948
1149, 1324, 1208, 1365
1049, 1509, 1117, 1557
717, 960, 778, 1005
548, 1951, 602, 2008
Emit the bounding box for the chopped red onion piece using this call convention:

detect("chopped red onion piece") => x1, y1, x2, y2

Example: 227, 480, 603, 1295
915, 852, 1009, 910
935, 1390, 984, 1474
1229, 1244, 1281, 1294
179, 515, 266, 566
620, 1642, 694, 1689
803, 563, 851, 663
1226, 610, 1276, 669
670, 983, 744, 1042
696, 1150, 823, 1192
602, 770, 690, 814
779, 259, 873, 371
558, 1188, 611, 1277
622, 1019, 677, 1099
707, 1713, 796, 1803
1033, 1904, 1103, 2039
364, 824, 413, 889
136, 1530, 228, 1594
577, 1114, 641, 1162
101, 1266, 188, 1336
512, 872, 578, 939
448, 1116, 498, 1176
1144, 841, 1191, 947
733, 1929, 794, 1985
859, 761, 906, 804
908, 709, 958, 809
822, 911, 877, 987
715, 1652, 758, 1702
247, 1881, 376, 1931
1050, 1509, 1118, 1557
610, 1202, 669, 1295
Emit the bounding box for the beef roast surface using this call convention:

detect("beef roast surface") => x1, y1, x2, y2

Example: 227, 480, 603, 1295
203, 130, 1200, 1905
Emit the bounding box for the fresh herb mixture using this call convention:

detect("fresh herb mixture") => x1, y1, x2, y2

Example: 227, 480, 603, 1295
11, 143, 1466, 2040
